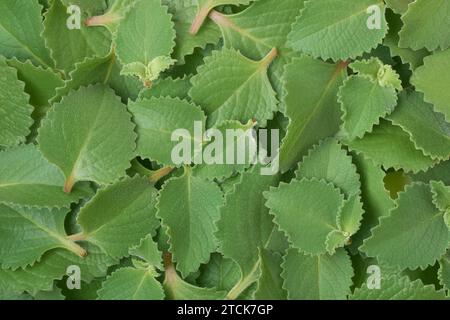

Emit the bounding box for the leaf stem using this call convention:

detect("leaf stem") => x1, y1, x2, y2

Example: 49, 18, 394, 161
62, 239, 87, 257
67, 232, 87, 242
190, 1, 212, 35
260, 48, 278, 69
149, 166, 174, 183
64, 175, 76, 194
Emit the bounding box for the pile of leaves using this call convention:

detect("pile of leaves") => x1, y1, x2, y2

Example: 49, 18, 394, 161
1, 0, 450, 300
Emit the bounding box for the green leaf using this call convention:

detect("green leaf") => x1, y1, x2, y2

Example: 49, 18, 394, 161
385, 0, 413, 15
399, 0, 450, 51
138, 76, 191, 100
43, 0, 111, 73
165, 0, 221, 64
0, 145, 91, 208
130, 235, 163, 270
350, 153, 394, 252
361, 183, 449, 269
287, 0, 388, 61
189, 48, 278, 127
77, 176, 159, 259
351, 274, 447, 300
349, 58, 402, 90
265, 178, 345, 255
413, 160, 450, 186
97, 267, 164, 300
412, 49, 450, 122
115, 0, 176, 86
438, 252, 450, 291
197, 253, 241, 292
295, 139, 361, 197
0, 0, 53, 67
0, 205, 87, 269
53, 53, 142, 103
338, 76, 398, 140
216, 166, 279, 299
0, 57, 33, 147
388, 91, 450, 160
281, 248, 353, 300
193, 120, 256, 180
253, 249, 286, 300
129, 96, 206, 166
345, 120, 436, 173
157, 168, 222, 277
163, 254, 227, 300
209, 0, 305, 94
430, 181, 450, 213
6, 58, 64, 108
0, 244, 115, 294
278, 56, 347, 172
37, 85, 136, 192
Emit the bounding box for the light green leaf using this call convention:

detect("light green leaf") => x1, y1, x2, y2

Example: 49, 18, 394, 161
165, 0, 221, 64
361, 183, 449, 269
115, 0, 176, 86
351, 274, 447, 300
197, 253, 240, 292
0, 0, 53, 67
295, 139, 361, 197
216, 166, 279, 299
438, 252, 450, 291
412, 49, 450, 122
350, 153, 394, 252
349, 58, 402, 90
37, 85, 136, 192
6, 58, 63, 108
138, 76, 192, 101
43, 0, 111, 73
190, 0, 257, 34
209, 0, 305, 94
399, 0, 450, 51
0, 57, 33, 147
265, 178, 345, 255
385, 0, 413, 15
0, 145, 91, 208
77, 176, 159, 259
129, 96, 205, 166
430, 181, 450, 213
157, 167, 222, 277
189, 48, 278, 127
0, 205, 87, 269
278, 56, 347, 172
193, 120, 256, 180
130, 235, 163, 270
253, 249, 286, 300
0, 244, 116, 294
163, 254, 227, 300
281, 248, 353, 300
98, 267, 164, 300
345, 120, 436, 173
53, 53, 143, 103
388, 91, 450, 160
287, 0, 388, 61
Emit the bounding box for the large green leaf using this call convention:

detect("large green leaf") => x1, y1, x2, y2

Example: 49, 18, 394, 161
115, 0, 176, 86
37, 85, 136, 192
399, 0, 450, 51
0, 0, 53, 67
157, 168, 223, 277
0, 57, 33, 147
189, 48, 278, 127
281, 248, 353, 300
0, 145, 91, 208
76, 176, 159, 259
129, 97, 206, 166
279, 56, 347, 172
287, 0, 388, 61
361, 183, 449, 269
